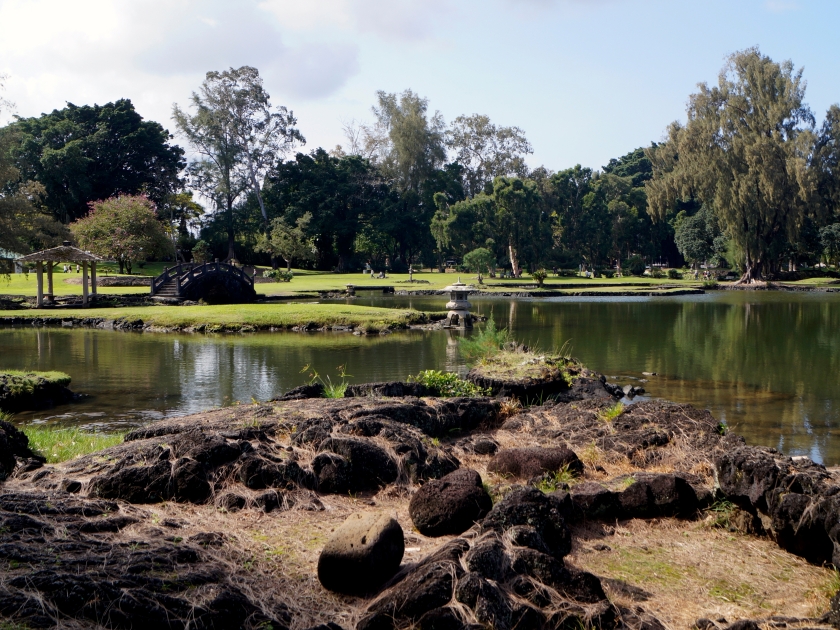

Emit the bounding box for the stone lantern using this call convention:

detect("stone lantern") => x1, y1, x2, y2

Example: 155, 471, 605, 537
442, 277, 474, 328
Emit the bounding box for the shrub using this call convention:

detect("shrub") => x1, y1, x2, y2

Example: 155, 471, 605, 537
266, 269, 294, 282
702, 279, 719, 290
622, 255, 646, 276
408, 370, 489, 397
459, 317, 511, 363
667, 268, 682, 279
603, 269, 615, 278
532, 269, 548, 287
651, 268, 664, 279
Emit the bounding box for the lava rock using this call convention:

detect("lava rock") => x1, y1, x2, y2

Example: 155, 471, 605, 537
617, 473, 700, 518
88, 459, 172, 503
317, 513, 405, 595
272, 383, 325, 401
569, 482, 618, 520
358, 560, 458, 629
0, 421, 44, 480
344, 381, 431, 398
487, 447, 583, 480
171, 458, 211, 503
311, 452, 353, 494
481, 487, 572, 559
319, 438, 398, 492
409, 469, 492, 537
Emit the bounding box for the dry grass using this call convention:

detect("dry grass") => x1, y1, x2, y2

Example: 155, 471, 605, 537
569, 518, 834, 627
124, 489, 451, 630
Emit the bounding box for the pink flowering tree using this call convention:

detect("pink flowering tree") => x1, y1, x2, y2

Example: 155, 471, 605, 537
71, 195, 171, 274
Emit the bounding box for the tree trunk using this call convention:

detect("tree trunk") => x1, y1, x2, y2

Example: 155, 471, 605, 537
508, 243, 520, 278
286, 258, 292, 272
736, 254, 762, 284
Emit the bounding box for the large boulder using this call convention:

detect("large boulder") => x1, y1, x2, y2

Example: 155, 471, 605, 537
487, 447, 583, 479
317, 513, 405, 595
409, 469, 492, 537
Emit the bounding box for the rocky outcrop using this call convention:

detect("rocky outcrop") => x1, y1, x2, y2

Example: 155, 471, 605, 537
317, 513, 405, 595
716, 445, 840, 565
18, 397, 498, 508
408, 469, 492, 537
569, 472, 712, 520
0, 490, 291, 630
358, 487, 666, 630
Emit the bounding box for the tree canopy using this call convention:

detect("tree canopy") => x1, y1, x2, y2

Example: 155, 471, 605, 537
647, 48, 818, 282
9, 99, 184, 223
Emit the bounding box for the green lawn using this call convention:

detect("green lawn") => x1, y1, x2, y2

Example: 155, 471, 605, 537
3, 267, 711, 299
0, 302, 427, 331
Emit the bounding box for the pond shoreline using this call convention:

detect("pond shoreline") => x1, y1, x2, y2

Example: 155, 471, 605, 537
1, 371, 836, 629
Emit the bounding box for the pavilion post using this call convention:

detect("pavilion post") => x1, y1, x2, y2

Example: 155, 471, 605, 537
47, 262, 54, 300
36, 261, 44, 307
82, 261, 89, 307
91, 262, 97, 296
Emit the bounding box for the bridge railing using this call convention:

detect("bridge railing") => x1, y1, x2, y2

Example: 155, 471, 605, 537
151, 262, 254, 297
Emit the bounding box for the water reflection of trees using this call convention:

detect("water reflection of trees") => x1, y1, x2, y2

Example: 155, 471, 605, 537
3, 294, 840, 462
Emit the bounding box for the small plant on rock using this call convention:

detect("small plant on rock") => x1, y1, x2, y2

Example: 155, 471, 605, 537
408, 370, 489, 397
301, 364, 351, 398
533, 465, 577, 493
599, 402, 624, 423
458, 317, 511, 363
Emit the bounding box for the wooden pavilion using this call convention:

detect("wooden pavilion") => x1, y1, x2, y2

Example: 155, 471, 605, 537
17, 241, 102, 307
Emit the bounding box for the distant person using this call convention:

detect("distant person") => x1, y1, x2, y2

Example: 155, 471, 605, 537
76, 264, 80, 273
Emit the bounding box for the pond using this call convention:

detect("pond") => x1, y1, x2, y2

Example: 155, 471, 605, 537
2, 291, 839, 464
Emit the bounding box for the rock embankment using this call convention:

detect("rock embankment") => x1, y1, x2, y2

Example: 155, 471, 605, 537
0, 377, 836, 629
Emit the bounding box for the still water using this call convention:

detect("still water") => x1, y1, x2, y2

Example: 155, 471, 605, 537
2, 292, 839, 463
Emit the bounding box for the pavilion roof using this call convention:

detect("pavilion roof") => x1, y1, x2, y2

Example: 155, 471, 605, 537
17, 243, 102, 263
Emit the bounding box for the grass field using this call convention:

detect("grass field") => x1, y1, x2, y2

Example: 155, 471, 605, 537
0, 302, 427, 331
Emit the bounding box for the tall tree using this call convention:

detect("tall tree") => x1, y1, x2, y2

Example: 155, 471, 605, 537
814, 104, 840, 219
492, 176, 542, 277
9, 99, 184, 223
646, 48, 817, 282
0, 81, 66, 262
173, 66, 304, 261
365, 90, 447, 264
446, 114, 532, 197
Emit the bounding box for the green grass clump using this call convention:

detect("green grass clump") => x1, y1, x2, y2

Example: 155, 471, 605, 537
408, 370, 490, 397
533, 465, 577, 493
22, 426, 125, 463
0, 370, 71, 396
458, 317, 511, 363
599, 402, 625, 422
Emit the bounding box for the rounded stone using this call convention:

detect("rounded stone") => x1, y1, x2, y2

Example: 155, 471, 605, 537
409, 469, 493, 537
317, 513, 405, 594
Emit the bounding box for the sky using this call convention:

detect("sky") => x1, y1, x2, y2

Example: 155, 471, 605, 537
1, 0, 839, 172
